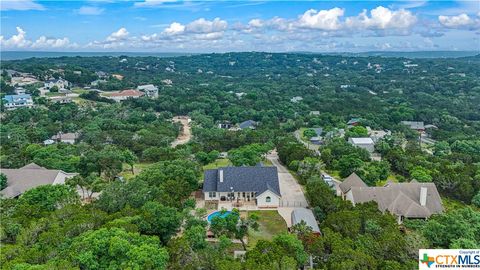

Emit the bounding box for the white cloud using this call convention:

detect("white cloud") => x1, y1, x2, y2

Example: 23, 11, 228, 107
164, 22, 185, 35
345, 6, 417, 29
248, 19, 263, 28
31, 36, 77, 49
106, 27, 129, 42
0, 27, 31, 48
186, 18, 228, 33
77, 6, 104, 15
134, 0, 177, 7
0, 0, 44, 11
438, 13, 480, 29
0, 26, 75, 50
297, 7, 345, 30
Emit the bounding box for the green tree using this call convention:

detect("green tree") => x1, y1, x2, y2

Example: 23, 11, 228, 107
138, 201, 182, 244
0, 173, 7, 190
69, 227, 169, 270
123, 149, 138, 175
303, 128, 317, 139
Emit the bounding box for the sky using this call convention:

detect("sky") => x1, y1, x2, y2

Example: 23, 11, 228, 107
1, 0, 479, 52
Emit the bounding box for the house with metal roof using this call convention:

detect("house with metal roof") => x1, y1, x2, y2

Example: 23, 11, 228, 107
340, 173, 443, 223
348, 137, 375, 153
2, 94, 34, 110
0, 163, 77, 198
291, 208, 321, 235
202, 166, 281, 208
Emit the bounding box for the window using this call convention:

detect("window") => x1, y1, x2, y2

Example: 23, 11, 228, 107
242, 192, 245, 198
266, 196, 271, 203
209, 192, 216, 198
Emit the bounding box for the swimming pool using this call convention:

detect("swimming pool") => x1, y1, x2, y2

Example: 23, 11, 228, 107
207, 210, 232, 223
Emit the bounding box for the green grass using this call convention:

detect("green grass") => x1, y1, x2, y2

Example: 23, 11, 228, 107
71, 88, 89, 94
298, 128, 309, 142
247, 210, 287, 249
262, 158, 273, 166
119, 162, 155, 180
203, 158, 231, 170
45, 92, 64, 97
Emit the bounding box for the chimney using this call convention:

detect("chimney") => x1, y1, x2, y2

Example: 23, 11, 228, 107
219, 169, 224, 183
420, 187, 427, 206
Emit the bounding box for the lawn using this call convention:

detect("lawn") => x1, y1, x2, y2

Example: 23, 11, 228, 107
71, 88, 89, 94
247, 210, 287, 249
203, 158, 232, 170
298, 128, 309, 143
119, 162, 154, 180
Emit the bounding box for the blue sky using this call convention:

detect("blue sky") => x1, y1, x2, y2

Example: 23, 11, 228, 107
1, 0, 479, 52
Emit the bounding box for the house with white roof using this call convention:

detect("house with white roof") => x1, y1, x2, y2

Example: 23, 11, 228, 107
348, 137, 375, 153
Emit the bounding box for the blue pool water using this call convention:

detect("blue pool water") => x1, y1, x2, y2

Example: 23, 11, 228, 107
207, 211, 232, 223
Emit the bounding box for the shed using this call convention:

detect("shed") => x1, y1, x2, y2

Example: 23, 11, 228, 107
291, 208, 321, 234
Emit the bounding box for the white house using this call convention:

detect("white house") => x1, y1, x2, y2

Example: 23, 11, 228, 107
44, 78, 69, 90
202, 166, 281, 208
348, 137, 375, 153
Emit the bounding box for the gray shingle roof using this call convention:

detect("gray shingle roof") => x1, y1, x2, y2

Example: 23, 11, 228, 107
312, 128, 323, 136
291, 208, 321, 233
203, 166, 280, 196
339, 172, 367, 193
239, 120, 256, 129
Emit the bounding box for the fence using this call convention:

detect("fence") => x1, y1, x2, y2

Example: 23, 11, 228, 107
279, 200, 309, 207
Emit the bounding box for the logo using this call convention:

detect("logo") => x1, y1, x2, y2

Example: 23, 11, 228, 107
419, 249, 480, 270
421, 253, 435, 268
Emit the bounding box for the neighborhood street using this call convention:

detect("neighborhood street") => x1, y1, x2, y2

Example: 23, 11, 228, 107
293, 130, 320, 155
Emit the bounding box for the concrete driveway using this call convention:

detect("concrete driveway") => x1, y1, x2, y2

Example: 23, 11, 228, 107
267, 150, 309, 226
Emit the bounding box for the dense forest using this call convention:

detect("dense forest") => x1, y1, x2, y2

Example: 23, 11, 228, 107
0, 52, 479, 269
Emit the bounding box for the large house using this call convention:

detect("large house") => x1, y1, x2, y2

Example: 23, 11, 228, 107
0, 163, 77, 198
339, 173, 443, 223
2, 94, 34, 110
44, 78, 69, 90
137, 84, 159, 98
203, 166, 281, 208
103, 89, 144, 102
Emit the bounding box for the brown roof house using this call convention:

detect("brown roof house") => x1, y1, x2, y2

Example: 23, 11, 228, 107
0, 163, 78, 198
103, 89, 144, 102
339, 173, 443, 223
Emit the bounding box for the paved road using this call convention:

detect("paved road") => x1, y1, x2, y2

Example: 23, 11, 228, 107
293, 130, 320, 155
171, 116, 191, 147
